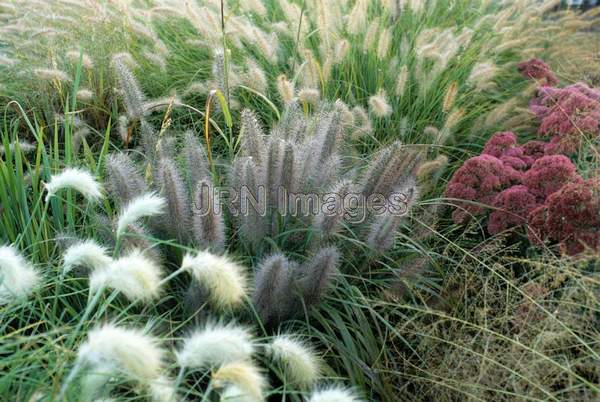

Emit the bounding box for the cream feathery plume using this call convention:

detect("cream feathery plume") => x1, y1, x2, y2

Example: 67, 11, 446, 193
219, 384, 262, 402
0, 245, 41, 305
33, 68, 70, 82
213, 361, 266, 402
45, 168, 103, 202
298, 88, 320, 104
267, 335, 321, 387
74, 324, 168, 400
307, 386, 363, 402
395, 65, 409, 96
89, 249, 162, 302
76, 88, 94, 102
181, 251, 248, 309
368, 90, 392, 118
62, 240, 112, 275
116, 193, 166, 238
276, 74, 295, 104
176, 322, 254, 369
377, 28, 392, 60
66, 50, 94, 69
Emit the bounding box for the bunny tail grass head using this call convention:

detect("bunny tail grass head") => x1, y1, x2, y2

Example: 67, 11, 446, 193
148, 376, 176, 402
117, 193, 166, 238
296, 246, 340, 309
213, 361, 267, 402
267, 335, 321, 387
76, 324, 165, 395
62, 240, 112, 275
89, 250, 163, 302
308, 386, 363, 402
219, 384, 262, 402
181, 251, 248, 309
176, 321, 254, 369
45, 168, 103, 202
0, 245, 41, 305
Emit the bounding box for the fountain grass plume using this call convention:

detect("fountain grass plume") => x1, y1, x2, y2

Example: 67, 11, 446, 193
105, 153, 147, 205
252, 253, 297, 326
45, 167, 103, 202
89, 249, 163, 302
62, 240, 112, 275
181, 251, 248, 310
116, 193, 166, 238
267, 334, 321, 387
213, 361, 267, 402
176, 321, 254, 369
0, 245, 41, 305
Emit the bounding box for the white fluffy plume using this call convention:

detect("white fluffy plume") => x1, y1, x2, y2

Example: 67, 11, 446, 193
89, 249, 162, 301
176, 321, 254, 369
181, 251, 248, 309
62, 240, 112, 274
0, 245, 41, 304
116, 193, 166, 237
45, 168, 103, 202
213, 361, 266, 402
307, 386, 363, 402
267, 335, 321, 387
76, 324, 172, 400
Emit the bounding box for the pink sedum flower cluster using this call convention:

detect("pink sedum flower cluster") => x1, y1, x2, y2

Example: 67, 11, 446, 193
445, 59, 600, 255
529, 179, 600, 255
521, 60, 600, 154
446, 133, 579, 235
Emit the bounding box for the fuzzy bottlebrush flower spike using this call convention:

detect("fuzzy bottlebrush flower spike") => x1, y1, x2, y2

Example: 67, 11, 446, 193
105, 153, 146, 205
62, 239, 112, 275
295, 246, 340, 308
73, 324, 173, 401
89, 249, 162, 302
252, 253, 297, 326
192, 179, 225, 251
176, 322, 254, 369
111, 54, 145, 120
0, 245, 41, 305
45, 168, 103, 202
155, 158, 191, 242
213, 361, 267, 402
267, 335, 321, 387
181, 251, 248, 310
307, 386, 364, 402
116, 193, 166, 238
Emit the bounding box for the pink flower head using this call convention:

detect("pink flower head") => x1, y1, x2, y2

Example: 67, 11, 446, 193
532, 83, 600, 153
488, 185, 539, 235
522, 140, 548, 160
522, 155, 582, 200
528, 178, 600, 255
482, 132, 518, 158
445, 154, 520, 224
517, 58, 558, 86
482, 132, 534, 176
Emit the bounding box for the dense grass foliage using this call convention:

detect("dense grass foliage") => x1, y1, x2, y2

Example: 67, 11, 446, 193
0, 0, 599, 401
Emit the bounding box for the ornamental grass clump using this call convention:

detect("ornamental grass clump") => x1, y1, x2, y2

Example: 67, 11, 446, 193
103, 78, 423, 323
